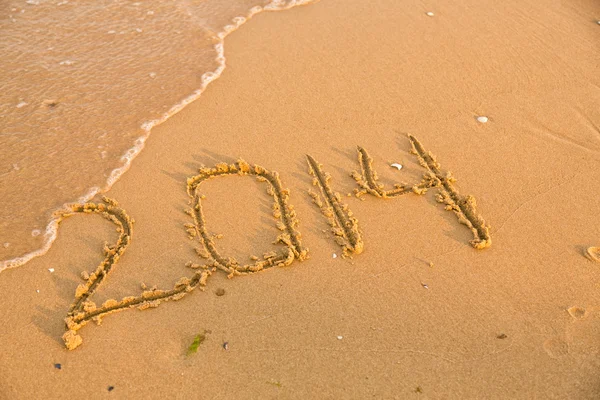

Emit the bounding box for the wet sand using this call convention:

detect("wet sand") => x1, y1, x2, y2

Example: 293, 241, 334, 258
1, 0, 599, 398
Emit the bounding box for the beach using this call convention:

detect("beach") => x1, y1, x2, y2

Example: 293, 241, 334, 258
1, 0, 599, 398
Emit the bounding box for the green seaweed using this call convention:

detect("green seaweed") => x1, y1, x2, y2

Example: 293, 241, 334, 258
187, 330, 209, 356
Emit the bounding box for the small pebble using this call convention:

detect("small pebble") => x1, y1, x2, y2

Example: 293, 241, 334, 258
496, 333, 507, 339
223, 342, 229, 350
36, 289, 40, 293
107, 386, 114, 392
426, 12, 434, 16
215, 288, 225, 296
421, 283, 429, 289
332, 253, 337, 259
149, 72, 157, 78
43, 99, 59, 108
477, 116, 489, 123
390, 163, 403, 170
48, 268, 55, 273
337, 336, 343, 340
16, 101, 28, 108
54, 363, 61, 370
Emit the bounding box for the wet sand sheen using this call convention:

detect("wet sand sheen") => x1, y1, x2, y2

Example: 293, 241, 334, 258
1, 0, 599, 398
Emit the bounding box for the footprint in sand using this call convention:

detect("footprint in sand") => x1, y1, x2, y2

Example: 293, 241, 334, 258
543, 306, 600, 359
543, 337, 570, 359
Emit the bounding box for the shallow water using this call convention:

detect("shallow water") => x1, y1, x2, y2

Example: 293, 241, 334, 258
0, 0, 313, 272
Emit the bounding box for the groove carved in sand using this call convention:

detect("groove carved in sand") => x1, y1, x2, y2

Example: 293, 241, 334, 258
186, 160, 308, 276
306, 155, 363, 257
62, 161, 307, 350
351, 146, 434, 198
585, 247, 600, 262
62, 198, 209, 350
408, 135, 492, 249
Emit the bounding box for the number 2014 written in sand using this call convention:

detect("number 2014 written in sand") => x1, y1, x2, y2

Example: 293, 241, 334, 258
60, 135, 495, 350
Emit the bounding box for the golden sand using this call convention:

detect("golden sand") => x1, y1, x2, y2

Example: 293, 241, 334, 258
1, 0, 598, 397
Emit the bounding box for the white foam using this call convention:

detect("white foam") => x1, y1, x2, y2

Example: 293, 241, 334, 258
0, 0, 317, 274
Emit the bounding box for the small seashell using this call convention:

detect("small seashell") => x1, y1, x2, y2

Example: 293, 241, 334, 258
337, 336, 343, 340
477, 116, 489, 123
421, 283, 429, 289
426, 12, 434, 16
48, 268, 55, 273
390, 163, 403, 170
332, 253, 337, 259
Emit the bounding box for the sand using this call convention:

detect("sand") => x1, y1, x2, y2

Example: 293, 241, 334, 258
1, 0, 600, 398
